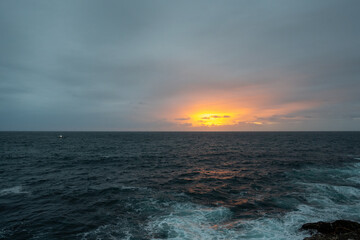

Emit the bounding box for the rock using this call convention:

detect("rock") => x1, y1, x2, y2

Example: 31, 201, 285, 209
300, 220, 360, 240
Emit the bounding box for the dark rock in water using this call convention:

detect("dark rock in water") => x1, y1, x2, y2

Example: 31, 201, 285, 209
300, 220, 360, 240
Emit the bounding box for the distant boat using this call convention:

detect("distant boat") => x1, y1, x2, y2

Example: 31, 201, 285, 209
58, 135, 63, 138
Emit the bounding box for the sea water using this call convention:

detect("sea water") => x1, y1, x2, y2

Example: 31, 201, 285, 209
0, 132, 360, 240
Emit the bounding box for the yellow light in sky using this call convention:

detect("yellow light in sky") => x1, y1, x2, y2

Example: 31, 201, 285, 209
171, 102, 253, 128
189, 112, 237, 127
166, 89, 320, 130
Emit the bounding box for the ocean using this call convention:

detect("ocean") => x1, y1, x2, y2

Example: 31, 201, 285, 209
1, 132, 360, 240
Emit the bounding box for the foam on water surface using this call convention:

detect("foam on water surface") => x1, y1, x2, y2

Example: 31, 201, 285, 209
0, 186, 28, 196
145, 160, 360, 240
147, 203, 233, 239
146, 201, 315, 240
79, 159, 360, 240
1, 132, 360, 240
80, 222, 134, 240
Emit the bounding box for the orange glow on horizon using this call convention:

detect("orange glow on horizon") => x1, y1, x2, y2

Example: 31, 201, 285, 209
190, 112, 235, 127
174, 104, 254, 128
162, 89, 321, 130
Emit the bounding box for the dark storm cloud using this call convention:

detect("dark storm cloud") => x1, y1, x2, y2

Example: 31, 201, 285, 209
0, 0, 359, 130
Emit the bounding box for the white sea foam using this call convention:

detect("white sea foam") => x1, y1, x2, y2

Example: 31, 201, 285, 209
80, 222, 133, 240
147, 203, 235, 240
146, 201, 316, 240
348, 176, 360, 184
82, 160, 360, 239
120, 185, 148, 191
0, 186, 28, 196
146, 161, 360, 240
147, 189, 360, 240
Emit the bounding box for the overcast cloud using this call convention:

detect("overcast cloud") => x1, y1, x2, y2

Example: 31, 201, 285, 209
1, 0, 359, 130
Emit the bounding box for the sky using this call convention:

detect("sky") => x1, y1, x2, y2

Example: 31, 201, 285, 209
1, 0, 360, 131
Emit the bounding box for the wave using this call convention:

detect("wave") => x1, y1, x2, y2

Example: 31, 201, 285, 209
145, 160, 360, 240
145, 201, 315, 240
81, 158, 360, 240
0, 186, 28, 196
80, 223, 133, 240
147, 203, 232, 239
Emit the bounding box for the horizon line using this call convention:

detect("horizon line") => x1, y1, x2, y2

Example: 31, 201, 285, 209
1, 130, 360, 133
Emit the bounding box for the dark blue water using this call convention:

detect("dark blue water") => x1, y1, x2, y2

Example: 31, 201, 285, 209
1, 132, 360, 240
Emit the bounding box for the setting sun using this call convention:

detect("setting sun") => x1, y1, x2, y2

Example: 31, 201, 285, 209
190, 112, 235, 127
165, 92, 321, 130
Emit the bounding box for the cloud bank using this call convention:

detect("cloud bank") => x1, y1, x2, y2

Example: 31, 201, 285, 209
0, 0, 359, 130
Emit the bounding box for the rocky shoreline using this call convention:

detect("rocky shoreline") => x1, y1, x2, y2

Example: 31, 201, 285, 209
300, 220, 360, 240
